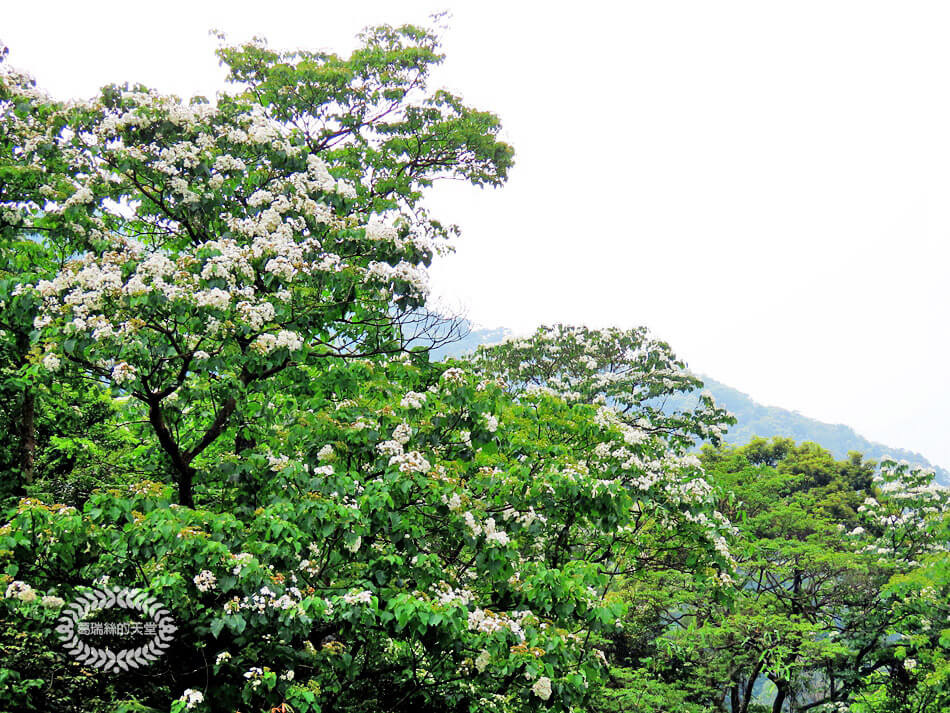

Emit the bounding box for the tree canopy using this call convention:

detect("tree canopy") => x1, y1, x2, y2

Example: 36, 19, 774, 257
0, 21, 947, 713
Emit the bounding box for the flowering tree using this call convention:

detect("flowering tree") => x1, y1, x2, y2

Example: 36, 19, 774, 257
846, 460, 950, 713
0, 25, 739, 713
0, 42, 64, 494
1, 24, 511, 507
466, 325, 734, 455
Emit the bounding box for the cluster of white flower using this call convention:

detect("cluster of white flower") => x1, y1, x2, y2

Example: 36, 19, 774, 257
111, 361, 137, 385
63, 185, 95, 208
193, 570, 217, 592
442, 492, 463, 511
440, 367, 467, 385
474, 649, 491, 673
350, 416, 377, 431
399, 391, 427, 409
456, 508, 514, 546
499, 506, 545, 528
298, 558, 320, 576
377, 440, 404, 458
711, 534, 733, 564
365, 261, 430, 297
306, 153, 348, 194
483, 518, 510, 547
178, 689, 204, 710
343, 589, 373, 606
665, 476, 713, 504
230, 552, 255, 576
463, 511, 482, 537
41, 353, 61, 372
433, 582, 475, 607
531, 676, 552, 700
3, 579, 63, 608
268, 455, 291, 472
392, 422, 412, 444
389, 451, 431, 474
364, 219, 399, 243
713, 571, 735, 587
214, 154, 246, 173
194, 288, 231, 310
317, 444, 335, 461
225, 584, 301, 614
4, 580, 37, 603
252, 329, 304, 354
243, 667, 265, 689
467, 607, 532, 641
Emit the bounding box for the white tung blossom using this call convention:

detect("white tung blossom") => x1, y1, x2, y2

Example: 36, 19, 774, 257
243, 667, 265, 689
42, 353, 61, 372
443, 492, 463, 511
532, 676, 552, 700
193, 570, 217, 592
252, 329, 304, 354
111, 361, 137, 385
441, 367, 466, 385
389, 450, 431, 474
467, 607, 531, 641
392, 422, 412, 444
268, 454, 291, 472
343, 589, 373, 606
400, 391, 426, 409
5, 581, 37, 603
179, 689, 204, 710
483, 517, 510, 547
376, 440, 404, 458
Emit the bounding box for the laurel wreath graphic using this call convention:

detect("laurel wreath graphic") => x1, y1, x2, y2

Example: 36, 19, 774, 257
54, 586, 177, 672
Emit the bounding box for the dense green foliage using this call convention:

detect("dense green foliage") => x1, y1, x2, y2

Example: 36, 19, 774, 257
0, 23, 947, 713
595, 439, 949, 713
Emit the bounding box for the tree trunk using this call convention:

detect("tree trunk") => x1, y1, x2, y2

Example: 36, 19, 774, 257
147, 399, 197, 508
772, 683, 788, 713
742, 660, 765, 713
177, 464, 196, 508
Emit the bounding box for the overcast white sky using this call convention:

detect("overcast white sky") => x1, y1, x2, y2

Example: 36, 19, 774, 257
4, 1, 950, 467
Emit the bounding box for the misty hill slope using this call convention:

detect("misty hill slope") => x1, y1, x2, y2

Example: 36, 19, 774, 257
699, 377, 949, 486
432, 324, 949, 486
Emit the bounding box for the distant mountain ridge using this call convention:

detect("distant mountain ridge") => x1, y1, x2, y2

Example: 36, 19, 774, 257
698, 377, 949, 486
432, 323, 950, 486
